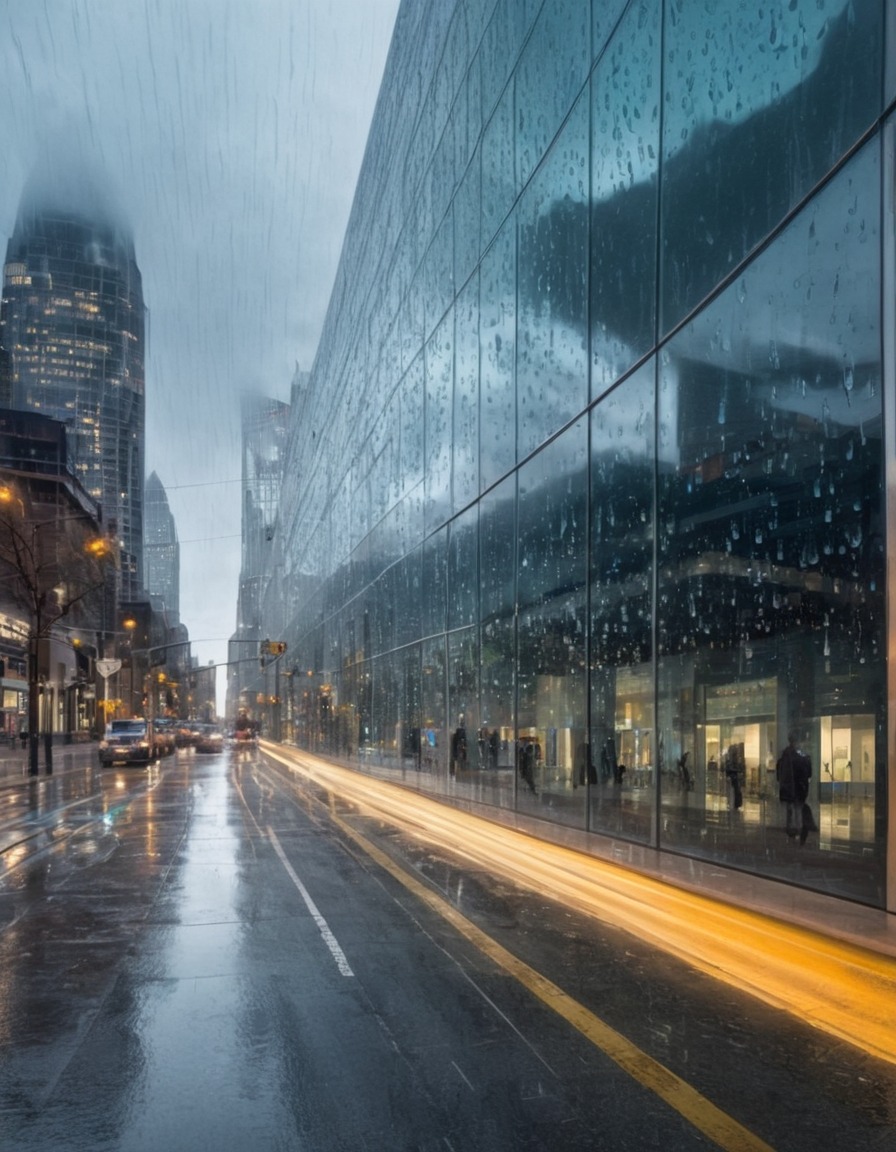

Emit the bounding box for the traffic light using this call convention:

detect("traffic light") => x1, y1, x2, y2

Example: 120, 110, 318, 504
260, 639, 287, 657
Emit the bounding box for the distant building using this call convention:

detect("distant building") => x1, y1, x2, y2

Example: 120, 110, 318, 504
144, 471, 180, 625
0, 168, 146, 599
226, 391, 290, 721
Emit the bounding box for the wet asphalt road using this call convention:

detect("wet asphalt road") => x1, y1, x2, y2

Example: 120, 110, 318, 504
1, 746, 895, 1151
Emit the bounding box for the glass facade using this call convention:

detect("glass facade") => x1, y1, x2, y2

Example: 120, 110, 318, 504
144, 471, 180, 624
263, 0, 894, 910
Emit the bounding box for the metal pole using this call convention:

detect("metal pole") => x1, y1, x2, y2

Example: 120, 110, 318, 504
27, 633, 39, 777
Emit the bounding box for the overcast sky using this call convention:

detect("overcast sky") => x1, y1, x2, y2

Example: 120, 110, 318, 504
0, 0, 401, 696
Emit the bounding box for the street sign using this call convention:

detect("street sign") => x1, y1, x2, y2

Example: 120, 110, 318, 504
96, 659, 122, 679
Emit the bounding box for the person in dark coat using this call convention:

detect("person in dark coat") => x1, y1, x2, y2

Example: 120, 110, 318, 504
777, 732, 818, 844
724, 743, 744, 809
518, 740, 537, 795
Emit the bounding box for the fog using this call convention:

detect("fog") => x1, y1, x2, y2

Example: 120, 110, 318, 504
0, 0, 400, 683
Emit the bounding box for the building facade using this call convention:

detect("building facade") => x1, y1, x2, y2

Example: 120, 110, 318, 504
144, 471, 180, 624
227, 392, 290, 721
0, 409, 110, 740
261, 0, 895, 912
0, 172, 146, 599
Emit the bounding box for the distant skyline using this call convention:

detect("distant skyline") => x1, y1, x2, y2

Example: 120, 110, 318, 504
0, 0, 401, 700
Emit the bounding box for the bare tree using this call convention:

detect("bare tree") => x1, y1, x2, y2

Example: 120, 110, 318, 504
0, 481, 116, 775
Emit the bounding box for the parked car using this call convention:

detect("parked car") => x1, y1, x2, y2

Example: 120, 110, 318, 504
99, 718, 159, 767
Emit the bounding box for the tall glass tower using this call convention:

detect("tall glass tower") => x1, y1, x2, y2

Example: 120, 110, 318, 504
144, 471, 180, 625
0, 171, 146, 598
226, 391, 290, 719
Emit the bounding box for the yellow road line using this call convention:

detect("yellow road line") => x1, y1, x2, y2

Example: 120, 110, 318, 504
326, 799, 775, 1152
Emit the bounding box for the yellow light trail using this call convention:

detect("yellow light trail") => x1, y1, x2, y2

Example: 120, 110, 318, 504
264, 746, 896, 1070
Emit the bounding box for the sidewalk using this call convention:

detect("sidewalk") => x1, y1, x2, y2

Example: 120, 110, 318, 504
0, 739, 98, 783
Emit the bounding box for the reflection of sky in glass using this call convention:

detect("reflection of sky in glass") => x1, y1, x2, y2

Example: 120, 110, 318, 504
662, 1, 849, 159
665, 137, 880, 439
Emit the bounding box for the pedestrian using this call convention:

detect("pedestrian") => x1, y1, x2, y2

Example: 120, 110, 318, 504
725, 743, 743, 809
574, 740, 587, 788
518, 739, 537, 795
677, 750, 692, 790
776, 732, 818, 845
451, 724, 467, 775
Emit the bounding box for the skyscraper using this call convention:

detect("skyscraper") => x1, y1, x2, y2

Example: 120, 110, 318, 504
226, 391, 290, 719
0, 168, 146, 598
144, 470, 180, 625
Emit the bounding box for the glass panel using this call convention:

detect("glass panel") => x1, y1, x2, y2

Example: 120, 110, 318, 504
517, 94, 588, 460
515, 0, 590, 188
453, 273, 480, 512
656, 141, 885, 906
398, 644, 424, 776
368, 652, 397, 769
517, 419, 588, 826
480, 472, 516, 623
590, 0, 660, 397
592, 0, 630, 66
589, 363, 655, 842
479, 219, 517, 490
421, 525, 447, 640
421, 636, 448, 777
424, 310, 453, 532
448, 504, 478, 631
480, 0, 542, 128
400, 355, 424, 497
448, 628, 480, 781
394, 546, 422, 649
454, 145, 481, 292
479, 472, 517, 809
479, 613, 517, 810
481, 80, 515, 249
661, 0, 883, 332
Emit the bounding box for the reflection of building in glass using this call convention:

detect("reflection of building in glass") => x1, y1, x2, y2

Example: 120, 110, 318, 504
0, 169, 146, 599
144, 471, 180, 625
254, 1, 892, 911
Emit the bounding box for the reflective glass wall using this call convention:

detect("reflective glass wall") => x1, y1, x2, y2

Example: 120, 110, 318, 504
271, 0, 893, 909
